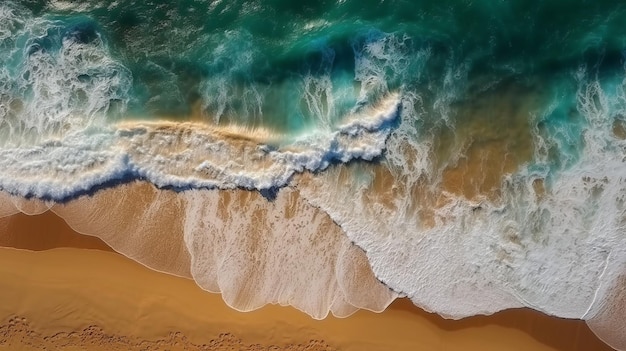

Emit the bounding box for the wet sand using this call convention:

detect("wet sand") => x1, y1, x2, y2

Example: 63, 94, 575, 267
0, 211, 614, 351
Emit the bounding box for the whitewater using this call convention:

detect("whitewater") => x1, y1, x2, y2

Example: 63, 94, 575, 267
0, 1, 625, 349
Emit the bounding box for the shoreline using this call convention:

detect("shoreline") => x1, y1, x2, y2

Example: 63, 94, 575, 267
0, 210, 615, 350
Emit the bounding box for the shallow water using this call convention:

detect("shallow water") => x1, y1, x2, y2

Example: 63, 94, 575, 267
0, 0, 625, 349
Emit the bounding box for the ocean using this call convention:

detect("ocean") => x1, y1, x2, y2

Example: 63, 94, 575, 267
0, 0, 625, 348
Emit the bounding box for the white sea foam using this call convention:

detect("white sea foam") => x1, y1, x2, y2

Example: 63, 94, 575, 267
0, 12, 398, 320
0, 6, 131, 147
296, 65, 626, 339
0, 91, 400, 200
1, 181, 397, 320
0, 4, 401, 198
180, 187, 396, 318
0, 8, 625, 349
0, 6, 402, 198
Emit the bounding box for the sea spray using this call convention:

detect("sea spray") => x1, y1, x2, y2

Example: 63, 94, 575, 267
0, 1, 625, 348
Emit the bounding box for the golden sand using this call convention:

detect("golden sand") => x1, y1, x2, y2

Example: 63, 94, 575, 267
0, 211, 614, 351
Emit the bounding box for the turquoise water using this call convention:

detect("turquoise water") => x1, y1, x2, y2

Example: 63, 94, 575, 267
2, 1, 626, 348
4, 0, 626, 133
2, 0, 624, 191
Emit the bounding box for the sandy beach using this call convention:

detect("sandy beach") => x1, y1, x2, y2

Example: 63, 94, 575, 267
0, 210, 614, 351
1, 2, 625, 350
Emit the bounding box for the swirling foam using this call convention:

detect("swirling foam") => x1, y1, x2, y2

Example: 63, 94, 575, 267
0, 93, 399, 200
0, 182, 397, 319
0, 3, 625, 349
295, 68, 626, 347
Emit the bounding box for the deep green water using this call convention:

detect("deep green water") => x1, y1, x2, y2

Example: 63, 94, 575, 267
4, 0, 626, 133
2, 4, 626, 346
1, 0, 626, 191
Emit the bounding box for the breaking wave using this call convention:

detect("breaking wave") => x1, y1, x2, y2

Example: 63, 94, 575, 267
0, 1, 625, 349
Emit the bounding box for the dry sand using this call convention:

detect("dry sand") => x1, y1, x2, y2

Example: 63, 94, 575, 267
0, 211, 615, 351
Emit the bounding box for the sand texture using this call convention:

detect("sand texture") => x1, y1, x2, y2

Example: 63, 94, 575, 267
0, 210, 615, 351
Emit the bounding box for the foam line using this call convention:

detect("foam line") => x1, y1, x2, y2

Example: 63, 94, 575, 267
0, 94, 401, 201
